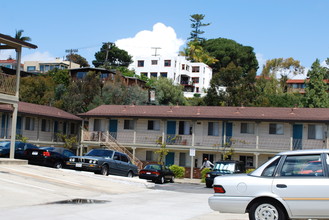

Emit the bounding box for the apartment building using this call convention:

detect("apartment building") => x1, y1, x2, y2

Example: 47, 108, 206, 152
78, 105, 329, 174
24, 58, 80, 74
131, 56, 212, 97
0, 58, 23, 70
0, 102, 82, 148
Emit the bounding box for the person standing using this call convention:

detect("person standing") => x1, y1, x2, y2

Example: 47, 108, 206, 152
200, 157, 214, 170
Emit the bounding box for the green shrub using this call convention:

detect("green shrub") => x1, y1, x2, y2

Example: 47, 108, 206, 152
246, 168, 255, 174
169, 165, 185, 178
201, 168, 211, 183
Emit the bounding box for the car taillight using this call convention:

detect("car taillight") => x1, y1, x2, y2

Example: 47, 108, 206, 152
139, 171, 146, 174
151, 171, 160, 175
213, 185, 226, 193
43, 151, 51, 157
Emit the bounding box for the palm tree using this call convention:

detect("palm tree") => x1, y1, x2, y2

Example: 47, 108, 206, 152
15, 29, 31, 42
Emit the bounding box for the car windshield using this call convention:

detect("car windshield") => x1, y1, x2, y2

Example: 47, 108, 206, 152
0, 142, 10, 148
86, 149, 113, 158
213, 162, 235, 173
144, 164, 162, 170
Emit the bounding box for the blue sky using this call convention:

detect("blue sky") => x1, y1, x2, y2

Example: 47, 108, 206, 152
1, 0, 328, 76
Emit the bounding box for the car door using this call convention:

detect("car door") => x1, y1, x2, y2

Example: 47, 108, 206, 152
112, 152, 123, 175
272, 153, 329, 218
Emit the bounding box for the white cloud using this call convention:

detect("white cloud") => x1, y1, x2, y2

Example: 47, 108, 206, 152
21, 51, 55, 62
256, 53, 266, 74
0, 50, 15, 60
115, 23, 185, 58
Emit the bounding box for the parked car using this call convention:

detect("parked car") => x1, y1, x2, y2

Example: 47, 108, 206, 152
208, 149, 329, 220
0, 141, 39, 159
66, 149, 138, 177
205, 160, 246, 188
25, 147, 75, 169
139, 164, 175, 184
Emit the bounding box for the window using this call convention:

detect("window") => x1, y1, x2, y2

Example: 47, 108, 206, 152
192, 77, 199, 83
308, 125, 323, 139
124, 120, 134, 130
241, 123, 255, 134
77, 72, 87, 79
280, 154, 323, 177
151, 60, 158, 65
94, 119, 101, 131
146, 151, 154, 161
150, 72, 157, 78
25, 117, 34, 131
196, 87, 199, 93
160, 72, 167, 78
240, 155, 254, 167
27, 66, 36, 71
269, 123, 284, 135
208, 122, 219, 136
179, 153, 186, 166
148, 120, 160, 131
70, 123, 76, 134
41, 119, 50, 132
137, 60, 144, 67
141, 72, 148, 77
192, 66, 200, 72
121, 154, 129, 163
182, 64, 185, 70
164, 60, 171, 67
179, 121, 192, 135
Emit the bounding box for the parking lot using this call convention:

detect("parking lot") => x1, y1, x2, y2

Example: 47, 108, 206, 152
0, 164, 248, 220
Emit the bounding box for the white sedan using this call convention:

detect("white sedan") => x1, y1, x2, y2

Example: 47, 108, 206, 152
208, 149, 329, 220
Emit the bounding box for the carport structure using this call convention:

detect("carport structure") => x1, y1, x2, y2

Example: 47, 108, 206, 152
0, 33, 37, 158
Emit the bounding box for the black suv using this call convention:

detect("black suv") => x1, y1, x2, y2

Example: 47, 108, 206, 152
205, 160, 246, 188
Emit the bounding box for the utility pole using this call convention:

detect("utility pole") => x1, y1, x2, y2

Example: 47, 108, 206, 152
102, 42, 112, 66
151, 47, 161, 56
65, 49, 78, 69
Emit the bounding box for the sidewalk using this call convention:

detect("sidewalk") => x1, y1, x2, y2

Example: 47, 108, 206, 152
175, 178, 202, 184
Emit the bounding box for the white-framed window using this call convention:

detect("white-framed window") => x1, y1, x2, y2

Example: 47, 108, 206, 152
208, 122, 219, 136
241, 123, 255, 134
151, 60, 158, 65
164, 60, 171, 67
179, 153, 186, 166
25, 117, 35, 131
308, 124, 323, 140
192, 66, 200, 72
179, 121, 192, 135
41, 119, 51, 132
70, 123, 76, 134
124, 120, 134, 130
94, 119, 101, 131
269, 123, 284, 135
137, 60, 144, 67
147, 120, 160, 131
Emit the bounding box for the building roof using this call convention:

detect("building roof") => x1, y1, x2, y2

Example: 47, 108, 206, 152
69, 67, 115, 74
78, 105, 329, 123
0, 102, 82, 121
0, 33, 37, 49
0, 66, 37, 77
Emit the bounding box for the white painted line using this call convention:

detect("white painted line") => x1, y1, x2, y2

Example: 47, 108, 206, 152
0, 178, 55, 192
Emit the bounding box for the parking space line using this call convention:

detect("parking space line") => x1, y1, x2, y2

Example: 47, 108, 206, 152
0, 178, 55, 192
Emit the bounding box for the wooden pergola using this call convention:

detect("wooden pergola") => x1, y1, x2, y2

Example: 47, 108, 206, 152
0, 33, 37, 159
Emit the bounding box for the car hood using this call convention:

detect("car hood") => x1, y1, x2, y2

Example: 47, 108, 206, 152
71, 156, 105, 160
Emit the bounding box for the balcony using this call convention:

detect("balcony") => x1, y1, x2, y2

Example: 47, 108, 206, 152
0, 72, 16, 96
82, 131, 327, 152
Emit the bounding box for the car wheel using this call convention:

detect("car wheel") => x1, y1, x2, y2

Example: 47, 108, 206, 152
170, 176, 175, 183
158, 176, 165, 184
249, 201, 287, 220
54, 162, 63, 169
100, 165, 109, 176
127, 171, 133, 178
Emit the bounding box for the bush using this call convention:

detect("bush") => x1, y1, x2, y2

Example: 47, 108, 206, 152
169, 165, 185, 178
246, 168, 255, 174
201, 168, 211, 183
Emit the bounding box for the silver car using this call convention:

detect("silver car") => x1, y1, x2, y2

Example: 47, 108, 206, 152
208, 149, 329, 220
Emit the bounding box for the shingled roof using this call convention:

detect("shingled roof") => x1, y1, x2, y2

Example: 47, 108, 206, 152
78, 105, 329, 123
0, 102, 81, 121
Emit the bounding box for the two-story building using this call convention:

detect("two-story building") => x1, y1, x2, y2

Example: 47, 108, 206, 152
24, 58, 80, 74
131, 56, 212, 97
0, 102, 82, 150
78, 105, 329, 177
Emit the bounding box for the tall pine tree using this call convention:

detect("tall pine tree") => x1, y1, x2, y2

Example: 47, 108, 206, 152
303, 59, 329, 108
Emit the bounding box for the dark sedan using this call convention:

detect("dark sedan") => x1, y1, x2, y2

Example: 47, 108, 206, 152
25, 147, 75, 169
66, 149, 138, 177
139, 164, 174, 184
0, 141, 39, 159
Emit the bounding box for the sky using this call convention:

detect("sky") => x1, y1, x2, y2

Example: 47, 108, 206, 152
1, 0, 329, 78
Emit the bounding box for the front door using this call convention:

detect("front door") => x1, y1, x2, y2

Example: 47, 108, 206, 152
16, 116, 22, 135
166, 121, 176, 144
293, 124, 303, 150
223, 122, 233, 146
109, 119, 118, 139
165, 152, 175, 166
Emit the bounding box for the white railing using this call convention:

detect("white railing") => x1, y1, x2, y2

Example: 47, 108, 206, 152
82, 131, 328, 152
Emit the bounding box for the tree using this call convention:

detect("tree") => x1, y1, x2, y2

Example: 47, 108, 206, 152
66, 53, 89, 67
303, 59, 329, 108
153, 77, 187, 105
203, 38, 258, 106
92, 43, 132, 68
189, 14, 210, 42
261, 58, 304, 92
15, 29, 31, 42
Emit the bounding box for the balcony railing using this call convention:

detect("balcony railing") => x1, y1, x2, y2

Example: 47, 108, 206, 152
82, 131, 328, 152
0, 72, 16, 95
